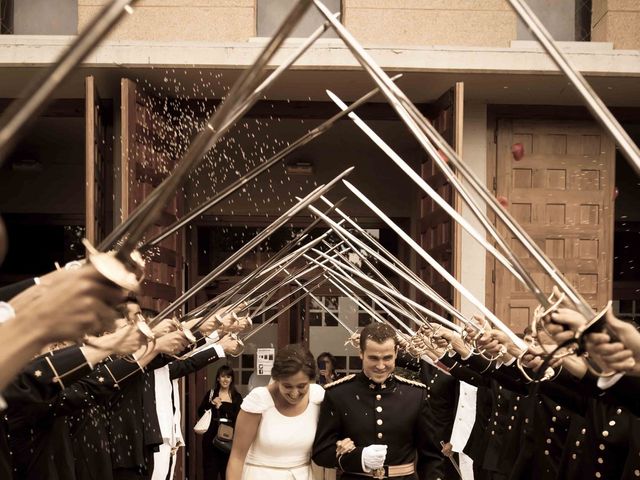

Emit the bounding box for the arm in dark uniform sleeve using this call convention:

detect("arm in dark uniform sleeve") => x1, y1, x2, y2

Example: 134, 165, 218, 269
443, 350, 495, 380
598, 375, 640, 416
536, 367, 588, 415
459, 351, 494, 373
486, 362, 531, 395
146, 353, 173, 370
312, 391, 364, 472
44, 358, 145, 416
416, 387, 441, 479
100, 357, 146, 391
168, 344, 222, 380
3, 345, 92, 403
3, 345, 93, 421
0, 278, 36, 301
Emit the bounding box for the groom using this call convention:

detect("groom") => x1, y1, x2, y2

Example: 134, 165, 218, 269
312, 322, 438, 479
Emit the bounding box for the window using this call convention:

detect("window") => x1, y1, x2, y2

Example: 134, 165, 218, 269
1, 0, 13, 34
1, 0, 77, 35
308, 295, 339, 326
256, 0, 341, 38
357, 297, 387, 327
516, 0, 592, 41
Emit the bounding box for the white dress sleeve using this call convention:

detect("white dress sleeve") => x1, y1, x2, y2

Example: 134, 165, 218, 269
241, 386, 273, 414
309, 383, 325, 405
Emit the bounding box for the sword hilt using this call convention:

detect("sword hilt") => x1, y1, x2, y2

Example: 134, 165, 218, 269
83, 239, 144, 292
135, 312, 154, 340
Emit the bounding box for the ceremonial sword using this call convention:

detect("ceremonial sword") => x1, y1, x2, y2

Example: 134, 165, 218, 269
149, 167, 354, 330
342, 180, 527, 350
0, 0, 141, 165
507, 0, 640, 174
312, 0, 595, 321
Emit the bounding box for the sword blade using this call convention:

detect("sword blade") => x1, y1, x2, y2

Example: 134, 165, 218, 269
149, 166, 353, 328
0, 0, 140, 165
284, 267, 355, 335
507, 0, 640, 173
107, 0, 315, 257
342, 180, 524, 348
314, 0, 595, 318
306, 249, 462, 333
325, 90, 546, 300
306, 201, 470, 326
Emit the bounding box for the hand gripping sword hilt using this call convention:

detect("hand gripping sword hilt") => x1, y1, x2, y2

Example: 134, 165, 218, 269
83, 239, 144, 293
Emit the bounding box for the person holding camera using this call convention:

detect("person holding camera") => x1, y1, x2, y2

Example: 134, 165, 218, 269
316, 352, 341, 386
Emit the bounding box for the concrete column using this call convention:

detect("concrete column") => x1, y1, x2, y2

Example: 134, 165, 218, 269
459, 101, 488, 318
592, 0, 640, 49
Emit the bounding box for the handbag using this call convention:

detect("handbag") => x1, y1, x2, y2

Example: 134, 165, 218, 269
194, 390, 215, 435
194, 408, 212, 435
212, 420, 234, 453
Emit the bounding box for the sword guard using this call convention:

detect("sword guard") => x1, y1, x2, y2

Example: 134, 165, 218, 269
182, 327, 197, 344
345, 332, 361, 349
233, 315, 252, 334
83, 239, 144, 292
136, 320, 155, 340
227, 333, 245, 357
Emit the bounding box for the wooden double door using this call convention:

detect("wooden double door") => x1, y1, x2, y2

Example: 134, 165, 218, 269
491, 118, 615, 331
86, 76, 184, 313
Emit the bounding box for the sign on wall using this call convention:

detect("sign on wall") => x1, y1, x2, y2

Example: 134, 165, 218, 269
256, 348, 275, 376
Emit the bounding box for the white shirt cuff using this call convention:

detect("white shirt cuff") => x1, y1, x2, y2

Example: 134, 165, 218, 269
79, 346, 95, 370
213, 344, 225, 358
206, 330, 220, 345
0, 302, 16, 324
495, 355, 514, 369
597, 372, 624, 390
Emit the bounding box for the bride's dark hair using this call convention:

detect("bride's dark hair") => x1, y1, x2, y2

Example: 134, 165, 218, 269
271, 344, 316, 381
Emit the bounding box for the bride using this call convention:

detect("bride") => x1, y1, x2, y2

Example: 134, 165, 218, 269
226, 344, 352, 480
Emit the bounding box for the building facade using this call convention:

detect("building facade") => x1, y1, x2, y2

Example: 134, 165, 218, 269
1, 1, 639, 478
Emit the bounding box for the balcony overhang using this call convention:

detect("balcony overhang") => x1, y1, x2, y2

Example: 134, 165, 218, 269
0, 36, 638, 106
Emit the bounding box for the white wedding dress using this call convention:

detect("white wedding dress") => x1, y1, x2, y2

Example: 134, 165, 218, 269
240, 383, 325, 480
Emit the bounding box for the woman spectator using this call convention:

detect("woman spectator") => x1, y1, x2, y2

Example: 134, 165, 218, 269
316, 352, 341, 386
198, 365, 242, 480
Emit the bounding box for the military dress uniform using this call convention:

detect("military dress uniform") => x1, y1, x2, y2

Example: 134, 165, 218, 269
6, 348, 144, 480
419, 360, 460, 480
312, 371, 438, 479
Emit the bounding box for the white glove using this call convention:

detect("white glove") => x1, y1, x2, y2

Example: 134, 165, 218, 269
361, 444, 387, 472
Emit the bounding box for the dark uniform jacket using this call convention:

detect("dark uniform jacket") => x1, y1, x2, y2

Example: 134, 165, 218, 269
109, 345, 223, 479
312, 371, 437, 479
0, 277, 36, 301
420, 360, 460, 480
4, 346, 93, 479
6, 350, 143, 480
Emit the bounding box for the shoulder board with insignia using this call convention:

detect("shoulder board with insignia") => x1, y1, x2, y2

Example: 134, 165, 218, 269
395, 375, 426, 388
324, 374, 356, 389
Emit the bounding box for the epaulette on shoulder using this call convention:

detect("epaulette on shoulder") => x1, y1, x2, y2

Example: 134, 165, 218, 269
324, 374, 356, 389
395, 375, 426, 389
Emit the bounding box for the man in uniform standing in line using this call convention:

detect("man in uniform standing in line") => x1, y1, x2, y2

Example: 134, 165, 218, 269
312, 322, 438, 479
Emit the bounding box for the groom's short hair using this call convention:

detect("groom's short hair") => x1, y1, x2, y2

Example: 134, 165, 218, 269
359, 323, 397, 352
